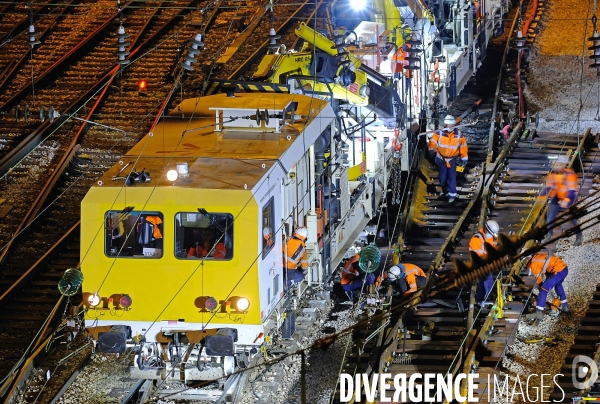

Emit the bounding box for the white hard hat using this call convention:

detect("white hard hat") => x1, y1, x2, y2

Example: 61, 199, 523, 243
263, 227, 272, 237
388, 264, 405, 281
556, 155, 569, 164
293, 227, 308, 240
443, 115, 455, 125
484, 220, 500, 237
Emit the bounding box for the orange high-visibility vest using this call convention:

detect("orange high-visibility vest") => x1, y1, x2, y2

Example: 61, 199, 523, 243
527, 255, 567, 285
404, 263, 425, 294
341, 254, 360, 285
285, 237, 309, 270
429, 130, 468, 160
188, 242, 226, 259
469, 228, 497, 258
547, 169, 579, 203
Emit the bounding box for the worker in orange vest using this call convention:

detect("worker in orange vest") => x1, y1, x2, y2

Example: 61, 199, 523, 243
429, 114, 468, 203
387, 263, 426, 296
341, 253, 375, 300
284, 227, 309, 287
540, 155, 582, 245
188, 231, 226, 259
525, 254, 569, 321
469, 220, 499, 306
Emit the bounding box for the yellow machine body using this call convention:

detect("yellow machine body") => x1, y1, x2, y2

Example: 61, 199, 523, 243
81, 92, 334, 347
254, 23, 369, 106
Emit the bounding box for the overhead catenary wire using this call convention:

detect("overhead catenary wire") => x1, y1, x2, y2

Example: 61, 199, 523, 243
0, 2, 596, 400
147, 191, 600, 402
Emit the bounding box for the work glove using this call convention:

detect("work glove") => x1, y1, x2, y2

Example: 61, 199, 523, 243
559, 199, 570, 209
460, 158, 468, 166
532, 287, 539, 296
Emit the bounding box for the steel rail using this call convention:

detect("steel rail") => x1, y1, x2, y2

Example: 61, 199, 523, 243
0, 0, 136, 113
0, 296, 64, 400
0, 1, 51, 47
517, 0, 539, 119
0, 2, 193, 265
355, 0, 536, 399
0, 0, 77, 94
461, 127, 595, 399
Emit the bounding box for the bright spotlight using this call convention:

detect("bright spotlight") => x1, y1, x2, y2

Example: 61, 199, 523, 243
167, 169, 178, 182
88, 293, 100, 307
351, 0, 367, 10
235, 297, 250, 311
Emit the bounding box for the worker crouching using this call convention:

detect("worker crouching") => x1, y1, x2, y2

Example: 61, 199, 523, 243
526, 254, 569, 321
386, 263, 426, 296
341, 253, 375, 301
429, 114, 468, 203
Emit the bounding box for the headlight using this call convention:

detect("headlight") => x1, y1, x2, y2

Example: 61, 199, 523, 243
205, 296, 218, 311
119, 294, 132, 309
235, 297, 250, 311
88, 293, 100, 307
166, 169, 178, 182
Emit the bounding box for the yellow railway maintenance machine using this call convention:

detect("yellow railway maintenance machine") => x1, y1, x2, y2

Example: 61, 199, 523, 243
81, 91, 394, 382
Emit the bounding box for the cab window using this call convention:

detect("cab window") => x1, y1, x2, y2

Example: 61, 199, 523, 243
175, 212, 233, 260
262, 197, 275, 259
105, 211, 163, 258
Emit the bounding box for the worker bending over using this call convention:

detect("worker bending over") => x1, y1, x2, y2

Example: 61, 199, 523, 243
387, 263, 426, 296
284, 227, 309, 287
541, 154, 582, 246
341, 253, 375, 300
526, 254, 569, 321
429, 114, 468, 203
470, 220, 499, 306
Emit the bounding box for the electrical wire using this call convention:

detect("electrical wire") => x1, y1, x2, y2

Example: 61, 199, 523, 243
3, 0, 595, 401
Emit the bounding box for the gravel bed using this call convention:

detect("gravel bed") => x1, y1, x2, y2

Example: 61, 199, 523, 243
490, 198, 600, 403
238, 294, 360, 404
487, 1, 600, 401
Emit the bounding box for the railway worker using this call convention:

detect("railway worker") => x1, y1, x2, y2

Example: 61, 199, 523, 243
525, 253, 569, 321
263, 225, 273, 249
187, 231, 226, 259
387, 263, 426, 296
341, 253, 375, 300
540, 155, 582, 246
428, 114, 468, 203
284, 227, 309, 287
470, 220, 500, 306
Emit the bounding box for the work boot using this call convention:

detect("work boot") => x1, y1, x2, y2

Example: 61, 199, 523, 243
560, 303, 569, 313
439, 191, 447, 198
574, 234, 583, 246
527, 309, 544, 321
448, 196, 456, 203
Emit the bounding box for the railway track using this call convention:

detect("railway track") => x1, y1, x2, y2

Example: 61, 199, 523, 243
555, 282, 600, 403
0, 0, 199, 395
0, 0, 327, 400
3, 0, 594, 403
328, 0, 600, 401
